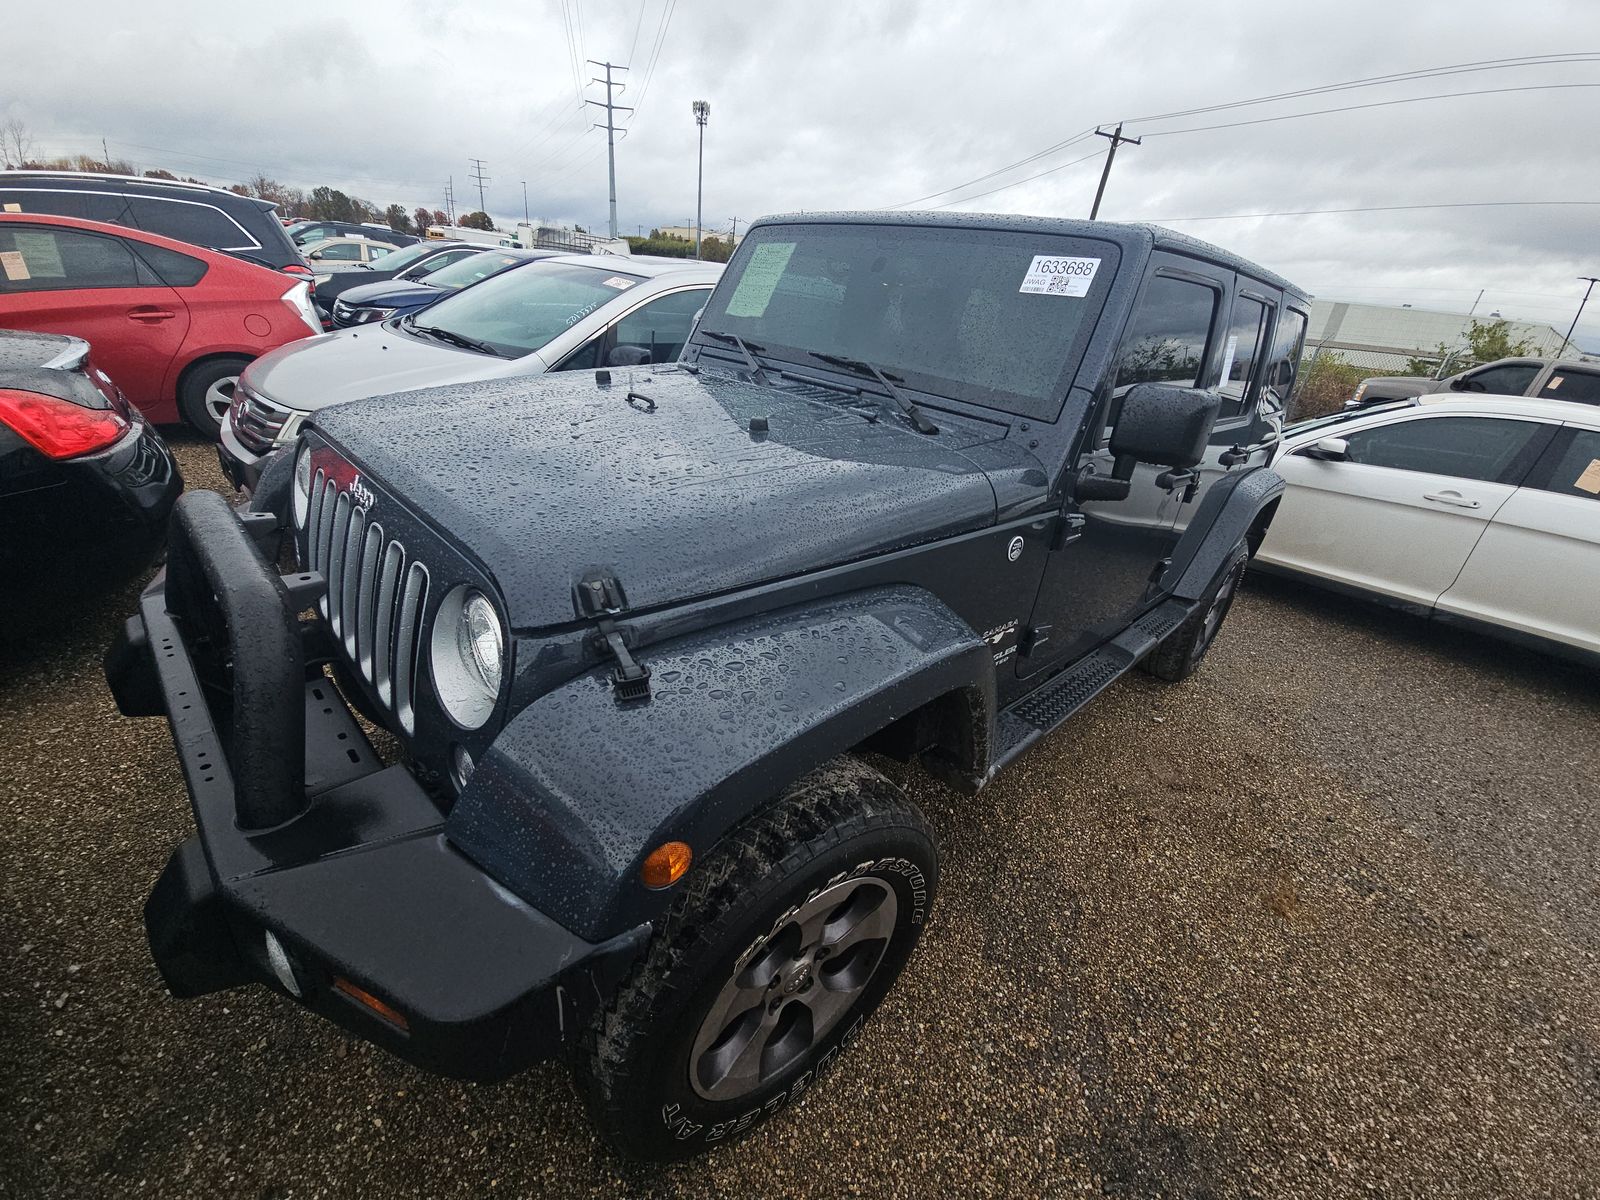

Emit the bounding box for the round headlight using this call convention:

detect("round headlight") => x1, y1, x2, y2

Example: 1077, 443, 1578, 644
292, 443, 312, 527
430, 586, 504, 729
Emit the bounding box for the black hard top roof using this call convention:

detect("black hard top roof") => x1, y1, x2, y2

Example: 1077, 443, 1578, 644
751, 209, 1311, 305
0, 170, 277, 212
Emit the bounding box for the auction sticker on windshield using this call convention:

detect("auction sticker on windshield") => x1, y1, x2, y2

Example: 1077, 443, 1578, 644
725, 242, 796, 317
1018, 255, 1100, 297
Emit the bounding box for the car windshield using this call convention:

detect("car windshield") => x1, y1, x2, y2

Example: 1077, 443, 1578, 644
420, 250, 523, 291
410, 261, 645, 358
1285, 401, 1415, 437
367, 242, 440, 273
694, 222, 1120, 420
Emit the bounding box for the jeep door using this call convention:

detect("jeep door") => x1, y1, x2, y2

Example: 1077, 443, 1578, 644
1018, 254, 1230, 676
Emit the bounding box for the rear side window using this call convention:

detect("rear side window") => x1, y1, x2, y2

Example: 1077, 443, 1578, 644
1263, 309, 1308, 410
1458, 361, 1540, 395
0, 225, 141, 292
1218, 294, 1270, 420
1113, 275, 1219, 391
0, 188, 130, 225
127, 197, 254, 250
1538, 369, 1600, 406
1525, 428, 1600, 500
129, 240, 208, 287
1339, 415, 1542, 483
612, 288, 708, 364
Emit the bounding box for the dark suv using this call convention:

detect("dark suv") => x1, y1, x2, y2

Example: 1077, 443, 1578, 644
107, 211, 1308, 1161
1350, 355, 1600, 408
0, 171, 306, 275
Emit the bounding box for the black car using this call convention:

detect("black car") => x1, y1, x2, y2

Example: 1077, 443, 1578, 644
0, 171, 307, 277
326, 246, 560, 327
287, 220, 420, 248
311, 241, 487, 321
0, 329, 181, 598
107, 212, 1306, 1161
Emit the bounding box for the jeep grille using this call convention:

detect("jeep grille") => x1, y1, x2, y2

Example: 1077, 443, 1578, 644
305, 470, 429, 734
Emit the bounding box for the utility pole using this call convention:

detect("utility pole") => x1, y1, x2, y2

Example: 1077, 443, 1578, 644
1562, 276, 1599, 355
444, 177, 455, 225
521, 180, 529, 224
729, 217, 738, 246
692, 100, 710, 259
1089, 122, 1141, 220
102, 137, 111, 170
468, 158, 490, 216
586, 60, 632, 239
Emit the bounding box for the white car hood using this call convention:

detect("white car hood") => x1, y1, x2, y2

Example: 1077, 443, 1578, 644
245, 326, 542, 413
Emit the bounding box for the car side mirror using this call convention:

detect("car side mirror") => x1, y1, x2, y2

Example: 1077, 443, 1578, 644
1107, 383, 1221, 480
1302, 436, 1349, 461
607, 345, 651, 367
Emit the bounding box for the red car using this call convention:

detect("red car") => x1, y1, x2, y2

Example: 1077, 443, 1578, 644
0, 213, 321, 436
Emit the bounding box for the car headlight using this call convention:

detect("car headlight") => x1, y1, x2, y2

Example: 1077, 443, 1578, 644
430, 586, 504, 729
354, 307, 396, 324
1352, 381, 1368, 403
292, 443, 312, 527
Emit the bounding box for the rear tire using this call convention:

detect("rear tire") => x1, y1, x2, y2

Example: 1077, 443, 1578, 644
574, 756, 939, 1161
1140, 540, 1249, 682
177, 356, 252, 440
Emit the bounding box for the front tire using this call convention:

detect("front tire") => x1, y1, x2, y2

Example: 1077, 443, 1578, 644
1140, 540, 1249, 682
575, 756, 939, 1161
178, 356, 252, 440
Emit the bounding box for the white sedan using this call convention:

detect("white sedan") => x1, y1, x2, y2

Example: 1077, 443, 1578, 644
1256, 395, 1600, 661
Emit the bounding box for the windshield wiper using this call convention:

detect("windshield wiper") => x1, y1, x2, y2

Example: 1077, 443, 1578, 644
699, 330, 771, 384
409, 322, 499, 356
808, 353, 938, 434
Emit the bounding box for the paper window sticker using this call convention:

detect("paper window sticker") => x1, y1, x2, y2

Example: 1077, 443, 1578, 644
13, 231, 65, 277
1548, 375, 1564, 389
0, 250, 29, 281
1574, 458, 1600, 495
2, 203, 20, 212
1018, 255, 1101, 297
1219, 334, 1239, 383
601, 276, 635, 290
725, 242, 796, 318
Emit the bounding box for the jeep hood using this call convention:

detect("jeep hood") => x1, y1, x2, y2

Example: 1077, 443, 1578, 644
313, 367, 1030, 628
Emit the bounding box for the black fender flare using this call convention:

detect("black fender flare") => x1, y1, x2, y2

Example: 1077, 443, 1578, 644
444, 585, 993, 941
1165, 466, 1285, 601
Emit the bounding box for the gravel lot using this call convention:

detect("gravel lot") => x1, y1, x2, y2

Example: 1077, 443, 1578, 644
3, 433, 1598, 1198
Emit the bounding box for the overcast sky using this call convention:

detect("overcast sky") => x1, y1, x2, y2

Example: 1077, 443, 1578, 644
10, 0, 1600, 347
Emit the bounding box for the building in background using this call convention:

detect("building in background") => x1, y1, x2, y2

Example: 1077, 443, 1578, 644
653, 224, 740, 246
1306, 300, 1578, 374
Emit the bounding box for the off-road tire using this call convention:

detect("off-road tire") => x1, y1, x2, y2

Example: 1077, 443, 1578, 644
177, 356, 251, 440
1140, 540, 1249, 682
574, 756, 939, 1161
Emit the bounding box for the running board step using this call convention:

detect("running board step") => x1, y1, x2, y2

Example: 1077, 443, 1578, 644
988, 599, 1193, 774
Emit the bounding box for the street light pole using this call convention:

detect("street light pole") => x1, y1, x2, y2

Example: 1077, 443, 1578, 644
1561, 276, 1599, 355
521, 181, 529, 225
692, 100, 710, 259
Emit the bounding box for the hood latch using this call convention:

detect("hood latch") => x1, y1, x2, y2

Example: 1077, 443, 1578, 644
575, 572, 652, 704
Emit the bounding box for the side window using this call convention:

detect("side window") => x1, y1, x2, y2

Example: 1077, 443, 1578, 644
1525, 428, 1600, 500
0, 225, 142, 293
127, 197, 251, 249
1538, 369, 1600, 406
298, 227, 329, 244
1112, 275, 1220, 392
611, 288, 708, 364
128, 241, 208, 287
370, 245, 392, 261
1458, 361, 1540, 395
1338, 416, 1542, 483
1217, 294, 1271, 420
318, 242, 361, 260
0, 189, 129, 224
554, 334, 604, 371
1263, 309, 1308, 412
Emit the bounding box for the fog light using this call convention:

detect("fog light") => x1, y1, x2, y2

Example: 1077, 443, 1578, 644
452, 744, 475, 789
263, 930, 302, 998
641, 841, 693, 888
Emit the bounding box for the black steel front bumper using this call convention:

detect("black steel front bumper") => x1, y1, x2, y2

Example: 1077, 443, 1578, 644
105, 491, 646, 1082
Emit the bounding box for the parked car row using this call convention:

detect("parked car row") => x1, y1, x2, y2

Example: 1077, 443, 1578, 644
1350, 354, 1600, 409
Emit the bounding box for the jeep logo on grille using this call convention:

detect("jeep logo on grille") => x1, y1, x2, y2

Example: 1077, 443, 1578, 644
349, 475, 375, 512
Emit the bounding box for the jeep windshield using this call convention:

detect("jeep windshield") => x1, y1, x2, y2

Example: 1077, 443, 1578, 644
404, 261, 645, 358
693, 222, 1119, 421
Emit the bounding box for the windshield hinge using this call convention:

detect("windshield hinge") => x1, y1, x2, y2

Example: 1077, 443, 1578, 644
575, 572, 652, 703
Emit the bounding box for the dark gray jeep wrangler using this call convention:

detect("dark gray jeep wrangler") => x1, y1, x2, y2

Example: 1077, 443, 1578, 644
107, 211, 1310, 1160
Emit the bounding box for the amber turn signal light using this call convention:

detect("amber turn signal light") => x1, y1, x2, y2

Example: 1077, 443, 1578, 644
332, 977, 409, 1031
641, 841, 693, 888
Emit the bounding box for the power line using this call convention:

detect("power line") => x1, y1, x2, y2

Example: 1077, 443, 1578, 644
630, 0, 678, 119
1139, 82, 1600, 137
918, 149, 1104, 210
627, 0, 649, 66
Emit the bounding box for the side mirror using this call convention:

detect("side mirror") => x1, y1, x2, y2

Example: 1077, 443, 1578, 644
1107, 383, 1221, 479
1302, 436, 1349, 461
607, 345, 651, 367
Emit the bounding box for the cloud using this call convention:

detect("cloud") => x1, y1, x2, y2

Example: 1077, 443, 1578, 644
12, 0, 1600, 344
